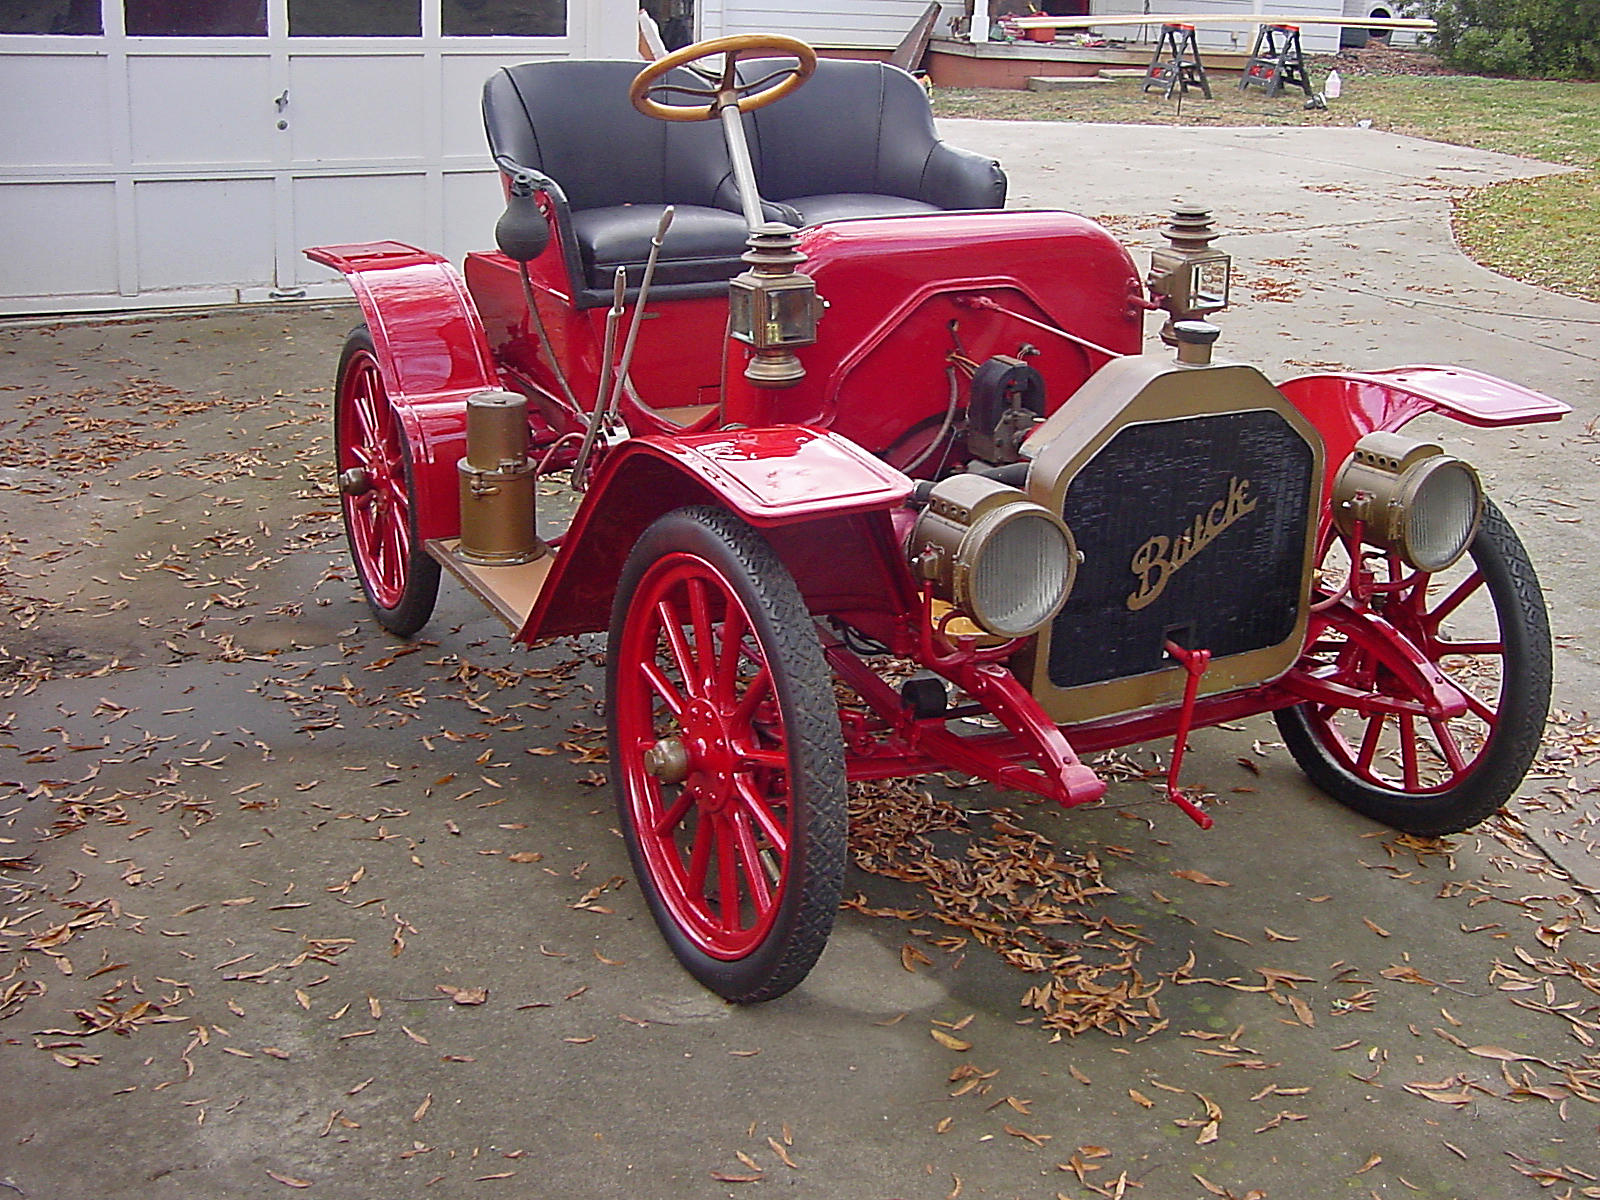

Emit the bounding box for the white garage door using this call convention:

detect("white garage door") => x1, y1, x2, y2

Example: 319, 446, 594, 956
0, 0, 630, 315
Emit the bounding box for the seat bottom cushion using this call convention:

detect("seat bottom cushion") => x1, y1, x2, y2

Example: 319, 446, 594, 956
572, 204, 751, 289
780, 193, 943, 226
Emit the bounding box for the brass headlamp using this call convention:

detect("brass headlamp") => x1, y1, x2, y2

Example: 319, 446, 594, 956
1331, 431, 1482, 572
728, 223, 823, 388
909, 475, 1077, 639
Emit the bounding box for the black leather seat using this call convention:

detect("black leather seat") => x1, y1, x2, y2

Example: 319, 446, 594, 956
738, 59, 1006, 227
484, 60, 751, 306
482, 57, 1006, 308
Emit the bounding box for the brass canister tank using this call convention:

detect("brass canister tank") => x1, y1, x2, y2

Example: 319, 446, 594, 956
457, 390, 543, 566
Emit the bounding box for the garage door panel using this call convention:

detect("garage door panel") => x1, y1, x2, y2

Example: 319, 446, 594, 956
2, 54, 113, 167
0, 182, 118, 298
128, 54, 275, 166
292, 173, 429, 285
442, 169, 502, 265
134, 178, 276, 289
288, 54, 427, 163
440, 52, 558, 160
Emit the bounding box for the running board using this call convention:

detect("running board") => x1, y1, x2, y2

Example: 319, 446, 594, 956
425, 538, 555, 632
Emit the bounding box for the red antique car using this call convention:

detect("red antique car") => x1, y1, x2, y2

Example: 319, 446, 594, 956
309, 36, 1567, 1003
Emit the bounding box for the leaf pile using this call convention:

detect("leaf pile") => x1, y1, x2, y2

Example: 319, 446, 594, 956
847, 780, 1162, 1036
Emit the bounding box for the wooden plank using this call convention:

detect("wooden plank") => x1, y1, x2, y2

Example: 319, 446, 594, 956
890, 1, 943, 72
1011, 12, 1434, 29
427, 539, 554, 632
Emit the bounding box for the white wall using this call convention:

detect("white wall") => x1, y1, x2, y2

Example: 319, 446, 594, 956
707, 0, 960, 50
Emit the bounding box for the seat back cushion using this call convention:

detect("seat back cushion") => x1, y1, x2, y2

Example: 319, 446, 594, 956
742, 59, 941, 203
484, 60, 730, 211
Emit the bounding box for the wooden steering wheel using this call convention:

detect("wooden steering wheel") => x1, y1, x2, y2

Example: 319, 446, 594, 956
630, 34, 818, 123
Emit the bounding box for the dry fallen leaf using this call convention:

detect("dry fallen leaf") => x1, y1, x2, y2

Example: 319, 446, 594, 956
931, 1028, 971, 1052
266, 1171, 312, 1189
767, 1136, 797, 1168
1171, 869, 1231, 887
902, 944, 934, 973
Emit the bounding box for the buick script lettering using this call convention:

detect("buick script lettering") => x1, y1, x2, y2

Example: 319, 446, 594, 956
1126, 477, 1258, 611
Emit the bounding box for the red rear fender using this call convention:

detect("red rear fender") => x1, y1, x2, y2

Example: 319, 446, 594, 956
307, 242, 502, 540
516, 427, 916, 641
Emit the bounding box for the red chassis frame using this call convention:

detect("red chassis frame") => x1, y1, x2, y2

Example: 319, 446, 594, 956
308, 216, 1568, 828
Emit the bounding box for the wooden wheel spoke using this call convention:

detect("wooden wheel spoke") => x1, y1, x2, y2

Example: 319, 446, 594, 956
1462, 689, 1497, 723
1438, 638, 1502, 657
352, 374, 382, 446
1429, 569, 1484, 625
1398, 713, 1421, 790
733, 775, 790, 856
685, 814, 713, 895
1428, 718, 1471, 774
1355, 712, 1385, 774
730, 811, 774, 912
652, 785, 696, 838
715, 818, 742, 931
732, 663, 775, 730
732, 744, 788, 771
687, 576, 716, 690
639, 659, 687, 719
715, 604, 749, 707
655, 596, 699, 696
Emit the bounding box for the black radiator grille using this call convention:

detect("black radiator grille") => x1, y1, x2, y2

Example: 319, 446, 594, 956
1046, 410, 1313, 690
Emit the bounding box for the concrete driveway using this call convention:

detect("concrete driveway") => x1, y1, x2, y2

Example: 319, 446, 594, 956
2, 124, 1597, 1200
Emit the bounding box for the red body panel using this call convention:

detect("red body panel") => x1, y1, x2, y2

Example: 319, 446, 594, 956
306, 242, 500, 540
723, 212, 1145, 446
465, 250, 730, 434
515, 427, 915, 641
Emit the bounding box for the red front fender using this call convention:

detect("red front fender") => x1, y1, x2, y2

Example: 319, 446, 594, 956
1279, 365, 1570, 502
516, 426, 916, 642
306, 241, 500, 541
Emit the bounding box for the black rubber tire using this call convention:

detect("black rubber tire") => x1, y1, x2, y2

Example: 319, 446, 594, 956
1275, 499, 1550, 835
607, 506, 846, 1003
334, 324, 440, 637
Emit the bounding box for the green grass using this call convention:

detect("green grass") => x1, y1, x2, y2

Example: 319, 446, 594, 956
933, 69, 1600, 302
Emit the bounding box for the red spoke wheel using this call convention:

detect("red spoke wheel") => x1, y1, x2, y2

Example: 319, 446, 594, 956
609, 506, 846, 1003
334, 325, 440, 637
1276, 499, 1550, 835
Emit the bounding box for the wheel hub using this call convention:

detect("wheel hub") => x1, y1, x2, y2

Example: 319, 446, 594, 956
339, 466, 373, 496
677, 697, 737, 812
643, 737, 689, 784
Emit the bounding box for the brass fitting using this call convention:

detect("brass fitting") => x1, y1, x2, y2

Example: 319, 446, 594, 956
1148, 202, 1231, 346
457, 390, 545, 566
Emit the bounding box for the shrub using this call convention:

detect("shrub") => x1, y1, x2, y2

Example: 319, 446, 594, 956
1421, 0, 1600, 78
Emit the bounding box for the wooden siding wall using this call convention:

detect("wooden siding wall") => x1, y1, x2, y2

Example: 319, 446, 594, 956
705, 0, 960, 50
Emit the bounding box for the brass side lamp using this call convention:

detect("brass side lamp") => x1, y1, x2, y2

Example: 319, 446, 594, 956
728, 223, 823, 387
1148, 202, 1232, 346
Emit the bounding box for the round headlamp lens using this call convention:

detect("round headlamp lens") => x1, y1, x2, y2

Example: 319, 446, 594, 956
963, 507, 1075, 638
1403, 458, 1480, 572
